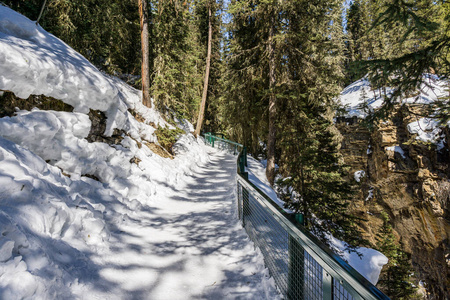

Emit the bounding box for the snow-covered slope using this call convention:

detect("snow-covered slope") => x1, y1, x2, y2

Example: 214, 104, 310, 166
0, 5, 165, 137
0, 6, 278, 299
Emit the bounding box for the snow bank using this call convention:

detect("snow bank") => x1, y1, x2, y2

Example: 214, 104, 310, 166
329, 235, 388, 286
0, 136, 114, 298
338, 77, 385, 118
0, 5, 166, 136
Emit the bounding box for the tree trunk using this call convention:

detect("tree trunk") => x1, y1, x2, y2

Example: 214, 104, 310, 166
36, 0, 47, 25
266, 12, 276, 186
139, 0, 151, 108
194, 3, 212, 137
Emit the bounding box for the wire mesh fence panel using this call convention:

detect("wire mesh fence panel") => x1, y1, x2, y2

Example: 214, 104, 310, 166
303, 251, 323, 300
238, 181, 329, 300
334, 279, 355, 300
236, 177, 389, 300
241, 183, 290, 295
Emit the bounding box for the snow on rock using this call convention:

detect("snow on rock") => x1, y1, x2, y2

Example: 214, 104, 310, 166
354, 170, 366, 182
338, 74, 448, 119
385, 145, 407, 159
407, 118, 444, 145
0, 5, 166, 136
338, 77, 385, 118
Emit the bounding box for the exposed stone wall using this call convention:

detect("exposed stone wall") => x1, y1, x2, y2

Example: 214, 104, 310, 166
336, 107, 450, 299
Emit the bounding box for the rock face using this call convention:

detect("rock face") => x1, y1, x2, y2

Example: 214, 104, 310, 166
336, 106, 450, 299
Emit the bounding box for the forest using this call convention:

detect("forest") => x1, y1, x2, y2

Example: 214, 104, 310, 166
1, 0, 450, 299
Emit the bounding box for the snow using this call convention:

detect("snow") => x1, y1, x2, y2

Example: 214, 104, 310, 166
354, 170, 365, 182
385, 145, 406, 158
365, 187, 374, 201
407, 117, 444, 145
0, 134, 279, 299
246, 156, 294, 213
338, 74, 448, 119
0, 5, 166, 137
338, 77, 386, 118
0, 6, 279, 299
328, 235, 388, 286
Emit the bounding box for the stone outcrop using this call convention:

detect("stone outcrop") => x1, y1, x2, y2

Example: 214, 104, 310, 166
336, 106, 450, 299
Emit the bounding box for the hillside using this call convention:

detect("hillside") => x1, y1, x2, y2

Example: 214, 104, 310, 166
0, 6, 279, 299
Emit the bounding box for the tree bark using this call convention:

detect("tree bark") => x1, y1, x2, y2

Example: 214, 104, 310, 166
266, 12, 276, 186
36, 0, 47, 25
139, 0, 151, 108
194, 3, 212, 137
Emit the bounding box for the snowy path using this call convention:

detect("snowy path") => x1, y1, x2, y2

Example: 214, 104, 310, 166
84, 148, 277, 299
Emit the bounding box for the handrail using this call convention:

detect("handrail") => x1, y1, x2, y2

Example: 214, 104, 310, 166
204, 133, 390, 300
203, 132, 244, 155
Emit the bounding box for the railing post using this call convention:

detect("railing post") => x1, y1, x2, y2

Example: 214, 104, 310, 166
323, 270, 333, 300
243, 146, 247, 167
242, 187, 250, 227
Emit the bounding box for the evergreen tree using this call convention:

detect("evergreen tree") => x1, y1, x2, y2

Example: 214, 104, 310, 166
361, 0, 450, 123
224, 0, 364, 247
194, 0, 225, 134
222, 0, 269, 155
192, 0, 224, 135
150, 0, 203, 121
376, 212, 418, 299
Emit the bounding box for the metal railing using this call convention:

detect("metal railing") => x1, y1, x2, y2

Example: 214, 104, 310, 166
204, 132, 244, 155
204, 133, 389, 300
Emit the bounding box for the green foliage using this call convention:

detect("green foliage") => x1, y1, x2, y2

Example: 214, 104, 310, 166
276, 113, 365, 249
359, 0, 450, 124
150, 0, 203, 121
223, 0, 365, 248
155, 126, 184, 153
192, 0, 225, 134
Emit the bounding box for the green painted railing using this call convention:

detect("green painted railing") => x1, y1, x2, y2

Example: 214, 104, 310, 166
203, 133, 390, 300
204, 132, 244, 156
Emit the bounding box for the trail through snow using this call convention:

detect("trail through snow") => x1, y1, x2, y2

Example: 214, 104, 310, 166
70, 148, 278, 299
0, 6, 278, 299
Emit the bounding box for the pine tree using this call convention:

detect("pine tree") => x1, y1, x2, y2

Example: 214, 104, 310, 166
224, 0, 365, 248
193, 0, 225, 134
150, 0, 202, 121
376, 212, 418, 299
222, 0, 270, 155
193, 0, 224, 135
361, 0, 450, 123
